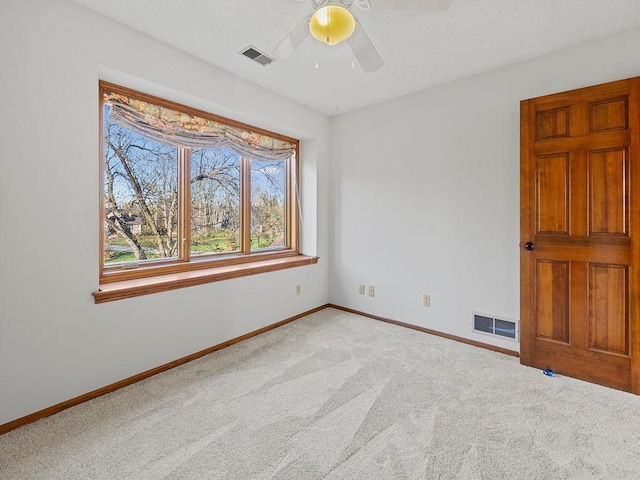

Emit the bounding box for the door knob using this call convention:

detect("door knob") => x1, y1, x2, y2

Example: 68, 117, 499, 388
524, 242, 535, 251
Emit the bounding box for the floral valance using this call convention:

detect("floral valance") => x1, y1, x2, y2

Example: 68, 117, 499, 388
104, 92, 296, 162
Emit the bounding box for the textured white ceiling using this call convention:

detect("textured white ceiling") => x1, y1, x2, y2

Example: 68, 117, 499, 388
73, 0, 640, 116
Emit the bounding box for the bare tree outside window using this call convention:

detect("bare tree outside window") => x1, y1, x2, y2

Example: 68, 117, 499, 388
251, 160, 286, 251
104, 113, 179, 264
103, 108, 289, 265
190, 148, 241, 255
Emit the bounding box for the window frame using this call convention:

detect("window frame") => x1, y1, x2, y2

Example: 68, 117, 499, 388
98, 81, 302, 286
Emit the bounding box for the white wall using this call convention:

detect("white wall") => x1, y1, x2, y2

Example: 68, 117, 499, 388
329, 27, 640, 352
0, 0, 330, 425
2, 0, 640, 429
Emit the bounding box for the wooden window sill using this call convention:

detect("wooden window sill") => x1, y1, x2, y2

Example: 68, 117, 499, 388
93, 255, 319, 304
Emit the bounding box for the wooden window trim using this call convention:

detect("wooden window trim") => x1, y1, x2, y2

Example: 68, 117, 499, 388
93, 254, 319, 303
97, 81, 302, 296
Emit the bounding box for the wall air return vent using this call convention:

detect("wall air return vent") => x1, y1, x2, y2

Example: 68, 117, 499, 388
240, 46, 275, 66
473, 312, 518, 341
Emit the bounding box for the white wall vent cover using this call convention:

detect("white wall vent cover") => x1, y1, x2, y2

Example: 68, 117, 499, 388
240, 46, 274, 66
473, 312, 518, 342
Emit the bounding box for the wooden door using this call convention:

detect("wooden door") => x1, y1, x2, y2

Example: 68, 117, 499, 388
520, 78, 640, 393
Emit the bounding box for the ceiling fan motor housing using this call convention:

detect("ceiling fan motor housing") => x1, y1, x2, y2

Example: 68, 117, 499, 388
311, 0, 358, 10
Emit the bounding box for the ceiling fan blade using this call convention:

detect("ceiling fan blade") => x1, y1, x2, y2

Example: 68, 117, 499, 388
272, 16, 311, 60
347, 19, 384, 73
366, 0, 452, 10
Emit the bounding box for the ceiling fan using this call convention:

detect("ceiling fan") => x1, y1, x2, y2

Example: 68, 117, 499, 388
272, 0, 453, 73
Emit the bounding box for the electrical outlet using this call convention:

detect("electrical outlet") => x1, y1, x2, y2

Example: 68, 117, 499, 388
423, 294, 430, 307
296, 284, 301, 296
359, 284, 365, 295
368, 286, 375, 297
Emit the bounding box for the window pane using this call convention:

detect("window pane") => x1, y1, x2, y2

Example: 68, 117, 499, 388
190, 148, 241, 256
251, 159, 286, 251
103, 106, 179, 265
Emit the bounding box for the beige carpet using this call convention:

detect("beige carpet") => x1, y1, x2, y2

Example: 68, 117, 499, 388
2, 308, 640, 479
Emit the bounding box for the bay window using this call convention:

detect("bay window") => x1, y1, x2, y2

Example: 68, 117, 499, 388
95, 81, 312, 302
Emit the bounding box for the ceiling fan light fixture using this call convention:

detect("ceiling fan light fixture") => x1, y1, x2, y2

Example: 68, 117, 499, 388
309, 5, 356, 46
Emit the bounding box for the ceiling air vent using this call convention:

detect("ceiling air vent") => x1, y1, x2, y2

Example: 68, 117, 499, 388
240, 46, 275, 66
